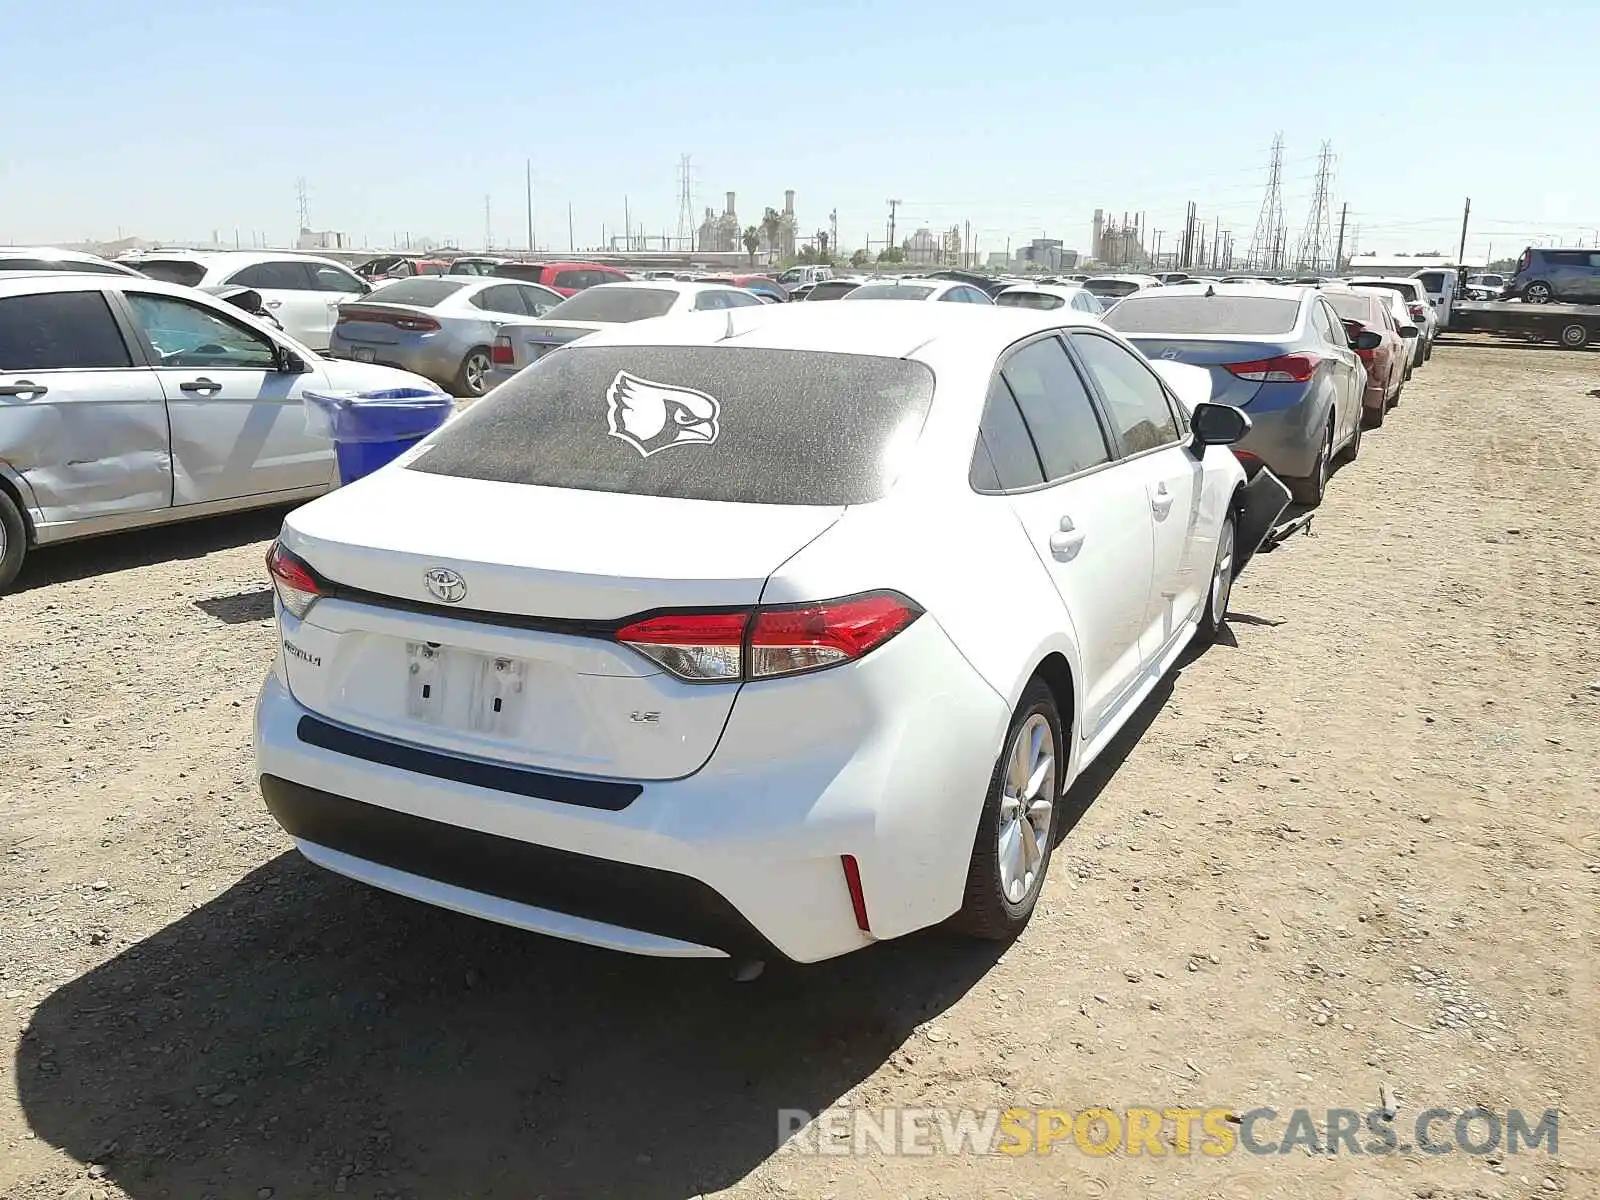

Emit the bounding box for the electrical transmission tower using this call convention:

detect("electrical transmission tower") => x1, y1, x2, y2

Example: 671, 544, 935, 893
295, 177, 310, 233
1294, 141, 1336, 273
675, 155, 695, 250
1246, 135, 1285, 272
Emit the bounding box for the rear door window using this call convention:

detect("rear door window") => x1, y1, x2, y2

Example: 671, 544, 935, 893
409, 345, 937, 505
553, 269, 589, 291
0, 291, 134, 370
515, 285, 561, 315
229, 261, 315, 291
999, 337, 1111, 481
309, 264, 366, 293
970, 375, 1045, 492
473, 285, 529, 315
367, 279, 468, 307
1069, 332, 1181, 455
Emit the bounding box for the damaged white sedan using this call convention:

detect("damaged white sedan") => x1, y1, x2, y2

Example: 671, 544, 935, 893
255, 302, 1287, 964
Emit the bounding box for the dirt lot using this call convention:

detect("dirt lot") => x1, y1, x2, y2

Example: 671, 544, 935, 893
2, 342, 1597, 1200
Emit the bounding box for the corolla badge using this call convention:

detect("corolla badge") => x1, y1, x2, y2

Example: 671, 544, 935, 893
424, 567, 468, 604
605, 370, 721, 457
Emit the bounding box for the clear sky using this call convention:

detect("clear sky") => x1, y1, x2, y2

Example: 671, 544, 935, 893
5, 0, 1598, 262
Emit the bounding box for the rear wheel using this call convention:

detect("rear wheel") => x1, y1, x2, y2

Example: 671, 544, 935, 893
952, 680, 1062, 940
454, 348, 492, 397
1289, 418, 1335, 506
1194, 511, 1236, 646
0, 489, 27, 594
1559, 322, 1591, 350
1524, 281, 1554, 304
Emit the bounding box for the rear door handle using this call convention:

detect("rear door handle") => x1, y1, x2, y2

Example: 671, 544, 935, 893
179, 377, 221, 394
1151, 482, 1175, 517
0, 381, 47, 397
1048, 516, 1086, 560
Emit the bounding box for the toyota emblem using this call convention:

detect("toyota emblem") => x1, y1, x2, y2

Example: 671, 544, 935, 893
424, 567, 467, 604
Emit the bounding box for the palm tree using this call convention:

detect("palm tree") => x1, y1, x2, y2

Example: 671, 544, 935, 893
742, 226, 761, 266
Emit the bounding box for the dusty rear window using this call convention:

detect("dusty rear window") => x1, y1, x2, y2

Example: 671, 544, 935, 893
364, 279, 468, 307
542, 288, 677, 323
409, 345, 936, 505
1106, 294, 1301, 334
133, 260, 207, 287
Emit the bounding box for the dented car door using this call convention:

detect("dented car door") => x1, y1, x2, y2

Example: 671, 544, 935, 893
0, 289, 172, 535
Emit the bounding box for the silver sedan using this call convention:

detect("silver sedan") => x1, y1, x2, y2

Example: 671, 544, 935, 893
328, 277, 563, 396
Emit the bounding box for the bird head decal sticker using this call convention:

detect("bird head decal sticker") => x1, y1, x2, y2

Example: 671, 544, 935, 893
605, 371, 721, 457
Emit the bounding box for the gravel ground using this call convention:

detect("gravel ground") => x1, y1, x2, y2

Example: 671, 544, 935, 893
2, 342, 1597, 1200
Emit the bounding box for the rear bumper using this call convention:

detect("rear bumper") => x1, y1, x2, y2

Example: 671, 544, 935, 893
327, 335, 459, 390
253, 616, 1010, 963
1235, 393, 1322, 479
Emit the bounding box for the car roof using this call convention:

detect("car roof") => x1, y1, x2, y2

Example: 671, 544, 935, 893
0, 271, 252, 300
573, 280, 749, 297
128, 249, 355, 271
567, 299, 1100, 364
997, 283, 1091, 299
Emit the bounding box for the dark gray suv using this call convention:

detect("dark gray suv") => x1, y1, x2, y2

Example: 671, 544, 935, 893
1508, 247, 1600, 304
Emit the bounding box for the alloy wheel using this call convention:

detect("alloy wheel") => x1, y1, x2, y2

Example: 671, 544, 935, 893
997, 714, 1055, 905
1210, 518, 1236, 628
464, 352, 490, 396
1526, 283, 1552, 304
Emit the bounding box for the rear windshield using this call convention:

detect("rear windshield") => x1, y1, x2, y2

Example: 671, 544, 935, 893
1351, 278, 1422, 300
409, 345, 936, 506
134, 260, 207, 287
1083, 279, 1141, 299
1323, 293, 1375, 322
807, 282, 860, 300
845, 283, 935, 301
365, 279, 467, 307
1105, 294, 1301, 334
996, 291, 1066, 311
543, 287, 676, 323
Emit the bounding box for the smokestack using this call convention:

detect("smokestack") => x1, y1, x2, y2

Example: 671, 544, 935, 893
784, 190, 795, 216
725, 191, 736, 216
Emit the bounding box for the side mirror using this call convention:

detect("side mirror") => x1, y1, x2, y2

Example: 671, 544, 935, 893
1352, 330, 1383, 351
276, 346, 311, 374
1397, 325, 1419, 339
1191, 401, 1251, 448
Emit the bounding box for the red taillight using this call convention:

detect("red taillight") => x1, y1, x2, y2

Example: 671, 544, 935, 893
613, 591, 922, 683
491, 335, 515, 366
337, 307, 440, 332
1224, 353, 1321, 383
1408, 302, 1427, 321
841, 855, 871, 932
1356, 347, 1375, 363
266, 541, 322, 619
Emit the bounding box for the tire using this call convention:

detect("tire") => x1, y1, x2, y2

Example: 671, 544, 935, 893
454, 347, 493, 397
1388, 383, 1403, 410
1423, 338, 1433, 362
0, 488, 27, 594
1559, 322, 1591, 350
1339, 406, 1363, 462
952, 679, 1063, 941
1193, 510, 1237, 647
1524, 281, 1554, 304
1289, 418, 1335, 506
1363, 399, 1386, 429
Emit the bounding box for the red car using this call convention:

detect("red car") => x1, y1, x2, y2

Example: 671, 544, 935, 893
1323, 287, 1414, 428
490, 260, 630, 296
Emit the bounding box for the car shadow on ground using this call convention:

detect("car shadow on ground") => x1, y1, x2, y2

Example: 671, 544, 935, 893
17, 854, 1014, 1200
11, 507, 292, 593
17, 661, 1184, 1199
193, 588, 275, 624
10, 508, 294, 598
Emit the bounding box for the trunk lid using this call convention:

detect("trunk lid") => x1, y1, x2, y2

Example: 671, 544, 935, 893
277, 466, 843, 780
502, 319, 605, 368
1122, 336, 1294, 408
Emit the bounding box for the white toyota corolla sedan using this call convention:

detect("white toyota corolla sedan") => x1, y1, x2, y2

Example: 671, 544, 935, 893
256, 303, 1285, 964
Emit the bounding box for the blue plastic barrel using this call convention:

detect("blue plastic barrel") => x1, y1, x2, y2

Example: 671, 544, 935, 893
303, 388, 454, 485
